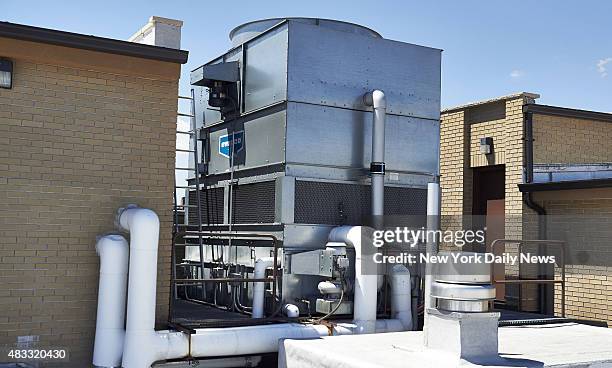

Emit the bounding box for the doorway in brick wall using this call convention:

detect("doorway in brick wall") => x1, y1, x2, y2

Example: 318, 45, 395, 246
472, 165, 505, 301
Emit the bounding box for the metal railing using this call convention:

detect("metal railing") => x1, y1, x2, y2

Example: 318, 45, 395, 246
171, 93, 286, 330
490, 239, 566, 317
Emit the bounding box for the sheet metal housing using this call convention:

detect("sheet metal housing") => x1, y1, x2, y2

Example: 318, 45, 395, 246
187, 18, 441, 310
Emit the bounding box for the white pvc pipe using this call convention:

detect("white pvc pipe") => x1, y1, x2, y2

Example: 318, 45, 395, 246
104, 206, 414, 366
252, 257, 274, 318
332, 319, 405, 335
424, 182, 441, 334
390, 264, 413, 330
93, 234, 129, 368
118, 206, 189, 368
190, 323, 330, 357
363, 90, 386, 218
329, 226, 377, 334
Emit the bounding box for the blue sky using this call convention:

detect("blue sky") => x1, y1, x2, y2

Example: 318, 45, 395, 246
4, 0, 611, 111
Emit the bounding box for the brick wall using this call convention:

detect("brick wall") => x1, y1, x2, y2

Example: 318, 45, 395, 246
440, 94, 540, 309
533, 189, 612, 326
533, 114, 612, 164
0, 37, 180, 366
440, 95, 535, 245
469, 119, 506, 167
440, 94, 612, 319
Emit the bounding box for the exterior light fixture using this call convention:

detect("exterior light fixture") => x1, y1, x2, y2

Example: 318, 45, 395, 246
479, 137, 493, 155
0, 59, 13, 89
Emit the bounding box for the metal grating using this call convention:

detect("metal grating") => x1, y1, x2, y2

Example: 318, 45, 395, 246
230, 181, 276, 224
384, 186, 428, 215
187, 187, 225, 225
294, 180, 427, 225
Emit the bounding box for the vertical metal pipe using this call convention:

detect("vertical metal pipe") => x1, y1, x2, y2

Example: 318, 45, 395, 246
363, 90, 386, 218
423, 181, 440, 334
190, 88, 207, 298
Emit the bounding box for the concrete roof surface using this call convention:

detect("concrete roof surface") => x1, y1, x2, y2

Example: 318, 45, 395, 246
280, 323, 612, 367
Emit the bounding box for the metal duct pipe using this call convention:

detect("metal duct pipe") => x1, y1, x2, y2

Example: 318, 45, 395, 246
118, 206, 189, 368
252, 257, 275, 318
93, 234, 129, 368
363, 90, 386, 218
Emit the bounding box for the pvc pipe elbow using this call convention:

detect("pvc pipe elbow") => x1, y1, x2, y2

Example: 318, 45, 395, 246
117, 205, 160, 233
363, 90, 386, 109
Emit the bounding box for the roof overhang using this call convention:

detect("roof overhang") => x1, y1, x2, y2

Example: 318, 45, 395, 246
0, 21, 188, 64
524, 104, 612, 123
518, 178, 612, 192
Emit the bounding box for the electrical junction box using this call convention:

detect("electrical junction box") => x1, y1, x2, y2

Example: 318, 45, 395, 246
290, 249, 335, 277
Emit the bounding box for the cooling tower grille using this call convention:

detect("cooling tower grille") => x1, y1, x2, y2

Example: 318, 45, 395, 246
187, 187, 225, 225
230, 181, 276, 224
294, 180, 427, 225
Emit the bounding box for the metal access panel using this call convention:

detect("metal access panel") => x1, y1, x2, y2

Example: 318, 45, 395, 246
285, 102, 439, 182
206, 108, 287, 175
286, 20, 441, 120
243, 24, 288, 112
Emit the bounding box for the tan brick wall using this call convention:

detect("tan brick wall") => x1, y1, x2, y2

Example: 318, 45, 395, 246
441, 95, 540, 309
534, 189, 612, 326
441, 95, 612, 318
533, 114, 612, 164
440, 110, 470, 216
0, 37, 180, 365
439, 110, 471, 246
440, 96, 534, 243
469, 119, 506, 167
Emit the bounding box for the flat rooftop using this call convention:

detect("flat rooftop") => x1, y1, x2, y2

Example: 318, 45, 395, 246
280, 322, 612, 367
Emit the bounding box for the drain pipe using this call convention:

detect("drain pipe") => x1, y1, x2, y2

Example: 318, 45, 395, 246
252, 257, 274, 318
118, 206, 189, 368
364, 90, 386, 219
523, 109, 549, 314
93, 234, 129, 368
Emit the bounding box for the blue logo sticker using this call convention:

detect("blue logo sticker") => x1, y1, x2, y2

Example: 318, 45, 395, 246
218, 131, 244, 158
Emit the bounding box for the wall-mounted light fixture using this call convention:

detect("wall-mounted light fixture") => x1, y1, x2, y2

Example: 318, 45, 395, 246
0, 59, 13, 89
479, 137, 493, 155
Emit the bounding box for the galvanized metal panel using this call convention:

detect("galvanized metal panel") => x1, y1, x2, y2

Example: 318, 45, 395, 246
243, 24, 288, 112
207, 109, 287, 174
286, 20, 441, 120
285, 102, 439, 176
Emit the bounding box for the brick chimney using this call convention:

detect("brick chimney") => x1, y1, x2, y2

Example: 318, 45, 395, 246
129, 16, 183, 49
